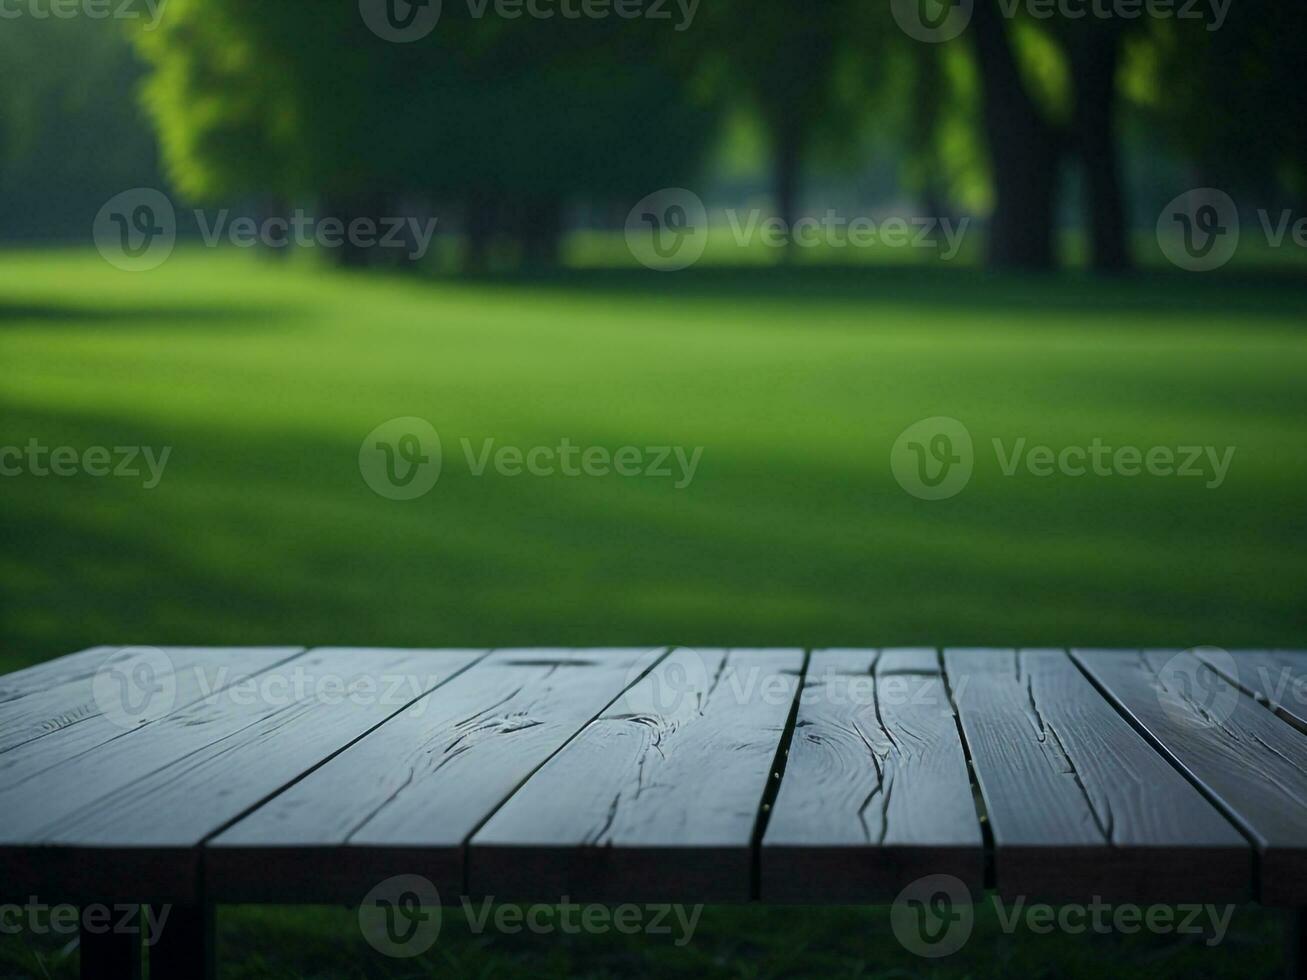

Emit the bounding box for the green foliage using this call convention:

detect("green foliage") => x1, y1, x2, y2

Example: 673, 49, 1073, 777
132, 3, 718, 214
0, 21, 161, 241
1138, 2, 1307, 194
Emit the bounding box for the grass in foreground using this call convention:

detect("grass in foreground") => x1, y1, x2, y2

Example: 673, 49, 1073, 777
1, 249, 1305, 977
2, 250, 1306, 669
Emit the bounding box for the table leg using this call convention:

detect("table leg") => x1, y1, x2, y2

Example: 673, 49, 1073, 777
1290, 909, 1305, 980
79, 906, 141, 980
148, 902, 215, 980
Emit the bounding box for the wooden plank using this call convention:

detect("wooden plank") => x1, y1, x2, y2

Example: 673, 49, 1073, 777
760, 648, 982, 902
469, 648, 803, 903
206, 648, 659, 902
1194, 648, 1307, 733
0, 647, 302, 771
0, 648, 484, 903
1073, 648, 1307, 906
0, 646, 118, 699
947, 648, 1249, 902
0, 649, 127, 754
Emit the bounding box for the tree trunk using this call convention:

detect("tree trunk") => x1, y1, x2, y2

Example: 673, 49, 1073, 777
520, 197, 562, 270
773, 121, 802, 263
970, 0, 1063, 271
462, 192, 496, 275
1071, 28, 1130, 274
910, 44, 947, 243
322, 192, 385, 268
260, 197, 292, 260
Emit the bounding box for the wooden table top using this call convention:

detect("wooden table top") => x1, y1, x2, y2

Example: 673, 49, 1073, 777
1, 646, 1304, 907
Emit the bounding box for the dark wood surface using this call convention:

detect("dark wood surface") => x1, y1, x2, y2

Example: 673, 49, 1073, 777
0, 648, 483, 901
761, 648, 983, 901
207, 648, 656, 901
1073, 649, 1307, 906
1195, 648, 1307, 732
1, 646, 118, 697
2, 647, 1305, 908
469, 648, 803, 902
0, 646, 302, 785
1, 645, 122, 754
947, 648, 1249, 902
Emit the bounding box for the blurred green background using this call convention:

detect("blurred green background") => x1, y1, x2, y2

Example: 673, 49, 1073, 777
3, 252, 1306, 674
3, 1, 1307, 977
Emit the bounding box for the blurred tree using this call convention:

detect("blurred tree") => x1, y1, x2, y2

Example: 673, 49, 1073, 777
967, 3, 1140, 272
682, 0, 882, 257
1067, 20, 1130, 272
1138, 1, 1307, 202
968, 2, 1066, 271
133, 2, 717, 271
0, 21, 163, 243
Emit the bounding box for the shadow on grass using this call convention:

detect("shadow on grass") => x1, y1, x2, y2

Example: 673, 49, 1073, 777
394, 263, 1307, 321
0, 300, 301, 329
2, 397, 1300, 670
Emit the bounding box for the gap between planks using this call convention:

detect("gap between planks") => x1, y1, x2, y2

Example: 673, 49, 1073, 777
1064, 648, 1307, 905
197, 649, 494, 849
748, 649, 811, 901
938, 648, 997, 892
456, 648, 675, 897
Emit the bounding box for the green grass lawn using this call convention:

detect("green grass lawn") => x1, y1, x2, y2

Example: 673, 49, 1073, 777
1, 248, 1305, 977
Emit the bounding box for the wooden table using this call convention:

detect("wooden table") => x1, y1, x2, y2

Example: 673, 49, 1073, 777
2, 646, 1305, 978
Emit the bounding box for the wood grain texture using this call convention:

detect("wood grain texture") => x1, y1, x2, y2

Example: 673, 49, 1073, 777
0, 647, 302, 778
207, 648, 658, 902
1073, 648, 1307, 906
469, 648, 803, 902
1195, 649, 1307, 733
0, 648, 484, 902
947, 649, 1249, 902
761, 648, 983, 902
1, 647, 123, 754
0, 646, 118, 698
